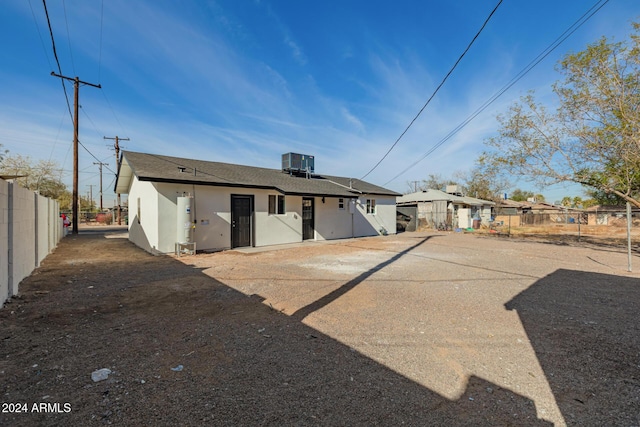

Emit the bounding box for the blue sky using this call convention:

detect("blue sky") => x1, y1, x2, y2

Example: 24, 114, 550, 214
1, 0, 639, 204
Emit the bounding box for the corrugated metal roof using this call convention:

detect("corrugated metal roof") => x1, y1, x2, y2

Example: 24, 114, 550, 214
496, 199, 565, 211
115, 151, 401, 198
397, 189, 495, 206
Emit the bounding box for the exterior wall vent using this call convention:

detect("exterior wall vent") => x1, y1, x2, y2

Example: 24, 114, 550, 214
282, 153, 315, 175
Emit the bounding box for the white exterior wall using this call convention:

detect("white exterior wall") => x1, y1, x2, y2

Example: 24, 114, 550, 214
314, 197, 354, 240
189, 185, 234, 251
128, 178, 160, 253
157, 184, 181, 252
152, 184, 305, 252
353, 195, 397, 237
36, 193, 50, 265
11, 184, 36, 297
0, 180, 62, 307
187, 185, 231, 251
0, 180, 8, 305
255, 193, 302, 247
128, 178, 397, 254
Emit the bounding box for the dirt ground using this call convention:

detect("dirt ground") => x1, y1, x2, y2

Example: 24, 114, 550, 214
1, 228, 639, 426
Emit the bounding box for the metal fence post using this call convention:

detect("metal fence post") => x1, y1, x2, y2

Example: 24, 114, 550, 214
627, 202, 632, 272
7, 182, 13, 298
577, 212, 581, 242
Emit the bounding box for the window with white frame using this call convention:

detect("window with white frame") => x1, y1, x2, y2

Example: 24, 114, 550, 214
366, 198, 376, 214
269, 194, 286, 214
338, 198, 345, 210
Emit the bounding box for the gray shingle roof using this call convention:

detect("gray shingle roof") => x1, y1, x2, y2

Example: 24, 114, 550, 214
115, 151, 400, 198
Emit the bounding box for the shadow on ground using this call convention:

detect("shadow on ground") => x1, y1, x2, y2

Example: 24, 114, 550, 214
506, 269, 640, 426
0, 232, 562, 425
486, 233, 640, 254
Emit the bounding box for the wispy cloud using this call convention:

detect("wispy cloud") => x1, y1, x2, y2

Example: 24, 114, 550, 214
283, 36, 307, 66
340, 107, 365, 134
3, 0, 638, 201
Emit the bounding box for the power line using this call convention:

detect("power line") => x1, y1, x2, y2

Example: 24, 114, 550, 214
80, 158, 109, 173
77, 139, 116, 175
98, 0, 104, 82
106, 175, 116, 190
101, 90, 127, 135
93, 161, 109, 210
61, 140, 72, 181
76, 107, 118, 175
360, 0, 503, 180
27, 0, 53, 71
383, 0, 610, 186
104, 135, 128, 224
50, 72, 102, 235
61, 0, 76, 74
46, 110, 68, 165
93, 1, 128, 139
42, 0, 73, 122
42, 1, 116, 196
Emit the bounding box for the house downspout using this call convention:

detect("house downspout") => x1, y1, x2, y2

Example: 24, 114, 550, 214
192, 177, 197, 245
351, 204, 354, 238
351, 199, 355, 238
8, 182, 13, 298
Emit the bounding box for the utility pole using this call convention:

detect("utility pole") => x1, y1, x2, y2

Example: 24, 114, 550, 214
51, 72, 101, 234
104, 135, 129, 225
87, 184, 94, 211
93, 161, 108, 211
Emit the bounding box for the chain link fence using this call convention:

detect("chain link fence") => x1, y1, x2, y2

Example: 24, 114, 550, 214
60, 211, 122, 226
492, 207, 640, 245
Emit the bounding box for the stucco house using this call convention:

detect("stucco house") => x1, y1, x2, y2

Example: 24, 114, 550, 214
114, 151, 400, 254
396, 187, 495, 230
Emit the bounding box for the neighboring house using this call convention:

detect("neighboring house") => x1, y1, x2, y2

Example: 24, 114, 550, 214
493, 199, 531, 227
585, 205, 640, 226
495, 199, 575, 226
396, 187, 495, 230
114, 151, 400, 254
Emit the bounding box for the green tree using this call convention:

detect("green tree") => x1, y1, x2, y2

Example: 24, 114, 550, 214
79, 195, 95, 212
0, 154, 68, 200
583, 187, 627, 206
480, 22, 640, 208
572, 196, 583, 208
581, 198, 600, 208
510, 188, 536, 202
57, 190, 73, 211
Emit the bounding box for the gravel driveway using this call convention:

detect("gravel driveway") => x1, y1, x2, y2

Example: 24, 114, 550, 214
1, 229, 639, 426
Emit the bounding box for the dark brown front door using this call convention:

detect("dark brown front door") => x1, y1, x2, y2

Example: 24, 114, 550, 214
302, 198, 314, 240
231, 195, 253, 248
